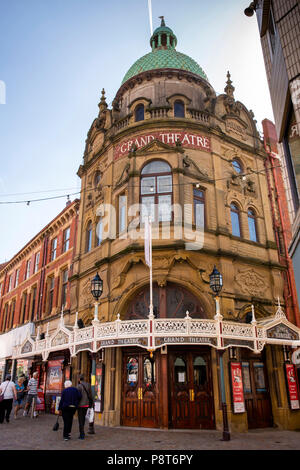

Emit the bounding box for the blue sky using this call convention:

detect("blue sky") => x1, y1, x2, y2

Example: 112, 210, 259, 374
0, 0, 274, 262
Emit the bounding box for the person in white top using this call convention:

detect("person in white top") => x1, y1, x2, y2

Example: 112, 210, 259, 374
0, 375, 17, 423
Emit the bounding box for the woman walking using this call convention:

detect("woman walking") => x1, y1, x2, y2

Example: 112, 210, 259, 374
14, 377, 25, 419
58, 380, 81, 441
0, 375, 17, 423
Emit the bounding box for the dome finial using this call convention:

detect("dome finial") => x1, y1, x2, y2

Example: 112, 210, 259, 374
224, 70, 235, 97
98, 88, 108, 113
159, 15, 166, 27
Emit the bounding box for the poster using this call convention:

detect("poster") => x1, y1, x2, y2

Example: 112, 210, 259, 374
230, 362, 245, 413
35, 389, 45, 411
46, 360, 63, 394
95, 363, 104, 413
285, 364, 300, 410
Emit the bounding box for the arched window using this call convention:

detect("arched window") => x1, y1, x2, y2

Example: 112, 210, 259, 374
248, 208, 258, 242
96, 217, 103, 247
140, 160, 172, 223
86, 221, 93, 252
94, 171, 101, 187
230, 203, 241, 237
232, 159, 243, 174
135, 104, 144, 122
174, 100, 185, 118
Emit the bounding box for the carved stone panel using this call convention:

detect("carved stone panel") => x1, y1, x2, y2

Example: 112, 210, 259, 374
235, 269, 267, 297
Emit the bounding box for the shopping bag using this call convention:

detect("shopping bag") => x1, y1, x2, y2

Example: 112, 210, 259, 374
53, 416, 59, 431
86, 407, 94, 423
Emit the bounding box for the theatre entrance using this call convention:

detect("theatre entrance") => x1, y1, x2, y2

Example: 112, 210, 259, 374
168, 347, 215, 429
121, 348, 159, 428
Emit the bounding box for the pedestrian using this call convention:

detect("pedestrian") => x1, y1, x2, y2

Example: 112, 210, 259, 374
14, 377, 25, 419
58, 380, 81, 441
23, 371, 38, 417
0, 374, 17, 423
77, 374, 94, 440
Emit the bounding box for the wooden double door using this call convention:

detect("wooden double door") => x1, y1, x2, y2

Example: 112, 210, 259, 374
122, 349, 159, 427
168, 348, 215, 429
121, 347, 215, 429
241, 356, 273, 429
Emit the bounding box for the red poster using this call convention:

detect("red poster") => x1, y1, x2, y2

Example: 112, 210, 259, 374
230, 362, 245, 413
46, 360, 63, 394
35, 389, 45, 411
285, 364, 300, 410
114, 130, 211, 160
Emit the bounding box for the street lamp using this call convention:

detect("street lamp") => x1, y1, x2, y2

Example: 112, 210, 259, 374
89, 273, 103, 434
209, 266, 230, 441
91, 273, 103, 322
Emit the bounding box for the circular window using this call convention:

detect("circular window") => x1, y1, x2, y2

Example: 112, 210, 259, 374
232, 159, 242, 174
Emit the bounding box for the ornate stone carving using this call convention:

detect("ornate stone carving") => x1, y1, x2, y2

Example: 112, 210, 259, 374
235, 269, 267, 297
21, 340, 33, 354
51, 330, 69, 347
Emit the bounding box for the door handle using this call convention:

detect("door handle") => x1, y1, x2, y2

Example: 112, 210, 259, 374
189, 389, 194, 402
138, 387, 143, 400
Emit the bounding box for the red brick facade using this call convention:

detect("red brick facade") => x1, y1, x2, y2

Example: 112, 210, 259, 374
0, 200, 79, 332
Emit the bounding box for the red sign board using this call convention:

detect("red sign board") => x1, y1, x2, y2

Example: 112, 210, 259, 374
285, 364, 300, 410
35, 389, 45, 411
114, 130, 211, 160
230, 362, 245, 413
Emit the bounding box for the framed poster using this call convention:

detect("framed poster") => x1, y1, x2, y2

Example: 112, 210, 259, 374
230, 362, 245, 413
46, 360, 63, 394
285, 363, 300, 410
35, 389, 45, 411
95, 362, 105, 413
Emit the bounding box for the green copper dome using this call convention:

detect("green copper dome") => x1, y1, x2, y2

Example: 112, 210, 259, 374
121, 18, 208, 85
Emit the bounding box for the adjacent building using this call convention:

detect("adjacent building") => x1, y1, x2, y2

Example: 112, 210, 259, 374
244, 0, 300, 306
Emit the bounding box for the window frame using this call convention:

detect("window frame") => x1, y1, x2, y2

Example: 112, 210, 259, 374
174, 100, 185, 118
51, 238, 57, 261
135, 104, 145, 122
15, 268, 20, 288
34, 252, 40, 273
140, 160, 173, 224
86, 221, 93, 253
247, 208, 258, 243
63, 227, 70, 253
193, 187, 206, 229
48, 277, 55, 315
61, 268, 68, 308
25, 260, 31, 280
230, 202, 242, 238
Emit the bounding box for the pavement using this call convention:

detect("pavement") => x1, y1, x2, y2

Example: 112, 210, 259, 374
1, 412, 300, 451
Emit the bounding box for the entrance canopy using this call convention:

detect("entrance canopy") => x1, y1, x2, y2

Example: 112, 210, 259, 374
10, 304, 300, 361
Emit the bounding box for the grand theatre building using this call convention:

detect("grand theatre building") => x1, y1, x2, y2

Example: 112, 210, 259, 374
8, 19, 300, 432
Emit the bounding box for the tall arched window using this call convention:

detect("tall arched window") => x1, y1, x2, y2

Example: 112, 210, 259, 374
230, 203, 241, 237
248, 208, 258, 242
174, 100, 185, 118
96, 217, 103, 247
140, 160, 172, 223
86, 221, 93, 252
135, 104, 144, 122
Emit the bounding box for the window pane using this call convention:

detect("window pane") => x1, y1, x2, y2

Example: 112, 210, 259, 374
127, 357, 138, 384
174, 100, 185, 118
248, 216, 257, 242
135, 105, 144, 122
96, 219, 103, 246
141, 161, 171, 175
194, 200, 204, 228
174, 357, 187, 383
141, 196, 155, 223
157, 175, 172, 193
158, 195, 172, 222
242, 362, 252, 393
141, 177, 156, 195
119, 197, 126, 233
232, 160, 242, 173
144, 358, 155, 385
231, 211, 241, 237
253, 363, 267, 392
193, 356, 207, 386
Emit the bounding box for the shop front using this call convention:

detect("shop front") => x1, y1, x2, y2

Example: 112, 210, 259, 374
10, 302, 300, 431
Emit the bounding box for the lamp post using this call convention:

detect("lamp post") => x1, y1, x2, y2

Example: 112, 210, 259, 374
209, 265, 230, 441
89, 273, 103, 434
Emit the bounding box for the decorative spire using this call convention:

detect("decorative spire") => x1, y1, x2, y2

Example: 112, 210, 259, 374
275, 297, 286, 320
159, 15, 166, 27
224, 71, 235, 97
98, 88, 108, 113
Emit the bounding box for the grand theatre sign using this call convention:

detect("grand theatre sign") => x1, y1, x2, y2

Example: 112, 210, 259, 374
114, 130, 211, 160
11, 305, 300, 362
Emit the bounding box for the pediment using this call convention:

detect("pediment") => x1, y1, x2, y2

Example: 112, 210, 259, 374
266, 322, 300, 341
50, 328, 71, 347
135, 138, 180, 155
21, 338, 35, 354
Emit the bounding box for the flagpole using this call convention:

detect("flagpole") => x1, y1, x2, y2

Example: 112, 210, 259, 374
149, 216, 154, 319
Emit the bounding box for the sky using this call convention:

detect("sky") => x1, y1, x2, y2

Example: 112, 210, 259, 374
0, 0, 274, 262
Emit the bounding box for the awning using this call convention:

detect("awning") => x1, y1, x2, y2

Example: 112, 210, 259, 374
10, 303, 300, 362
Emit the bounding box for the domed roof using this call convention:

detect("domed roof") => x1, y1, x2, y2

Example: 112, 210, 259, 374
121, 18, 209, 85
